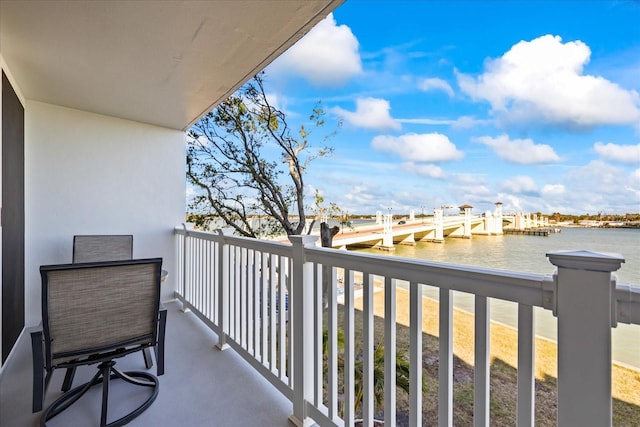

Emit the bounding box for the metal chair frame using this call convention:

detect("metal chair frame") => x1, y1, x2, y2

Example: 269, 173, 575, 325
32, 258, 166, 427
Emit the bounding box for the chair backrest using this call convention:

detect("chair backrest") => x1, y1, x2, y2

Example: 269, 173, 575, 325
72, 235, 133, 263
40, 258, 162, 366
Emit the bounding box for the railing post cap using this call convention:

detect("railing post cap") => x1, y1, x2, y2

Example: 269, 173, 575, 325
547, 250, 625, 272
288, 235, 319, 247
216, 227, 235, 236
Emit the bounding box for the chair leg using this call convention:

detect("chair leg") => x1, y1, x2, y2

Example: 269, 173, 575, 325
155, 307, 167, 376
62, 367, 76, 392
100, 362, 112, 427
41, 361, 159, 427
31, 330, 45, 413
142, 348, 153, 369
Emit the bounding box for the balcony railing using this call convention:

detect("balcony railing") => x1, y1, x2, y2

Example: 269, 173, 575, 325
174, 226, 640, 427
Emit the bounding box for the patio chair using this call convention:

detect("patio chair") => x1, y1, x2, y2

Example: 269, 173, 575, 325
66, 234, 162, 391
31, 258, 165, 426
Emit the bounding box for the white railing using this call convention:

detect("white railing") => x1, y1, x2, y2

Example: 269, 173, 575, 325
174, 226, 640, 427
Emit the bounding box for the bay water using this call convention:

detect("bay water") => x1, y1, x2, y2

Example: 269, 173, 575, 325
352, 227, 639, 368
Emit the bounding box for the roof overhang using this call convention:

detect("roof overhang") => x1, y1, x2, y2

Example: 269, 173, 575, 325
0, 0, 343, 130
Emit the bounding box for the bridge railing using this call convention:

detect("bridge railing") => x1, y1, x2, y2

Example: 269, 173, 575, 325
174, 226, 639, 427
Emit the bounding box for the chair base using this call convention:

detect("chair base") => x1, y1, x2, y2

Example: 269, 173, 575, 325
41, 360, 159, 427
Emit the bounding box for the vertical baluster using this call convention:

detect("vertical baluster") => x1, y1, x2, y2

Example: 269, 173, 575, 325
213, 241, 219, 324
362, 272, 374, 427
203, 240, 209, 319
253, 250, 259, 357
344, 269, 355, 426
328, 266, 338, 420
517, 304, 535, 427
261, 252, 269, 365
384, 277, 396, 426
190, 236, 196, 304
242, 247, 248, 348
191, 236, 196, 306
198, 238, 203, 312
228, 245, 235, 340
287, 257, 294, 387
410, 281, 423, 426
235, 246, 242, 341
247, 249, 254, 355
278, 256, 287, 379
269, 253, 277, 371
474, 295, 490, 427
314, 263, 323, 406
200, 239, 205, 317
209, 241, 220, 321
439, 288, 453, 427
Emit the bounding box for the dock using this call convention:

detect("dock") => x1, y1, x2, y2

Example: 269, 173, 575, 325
504, 229, 551, 236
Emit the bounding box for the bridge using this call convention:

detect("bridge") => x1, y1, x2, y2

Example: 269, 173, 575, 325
330, 205, 549, 250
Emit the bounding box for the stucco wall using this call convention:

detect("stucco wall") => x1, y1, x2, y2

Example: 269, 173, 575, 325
25, 101, 185, 325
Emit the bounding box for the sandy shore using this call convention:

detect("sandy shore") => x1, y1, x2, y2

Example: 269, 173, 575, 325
352, 284, 640, 407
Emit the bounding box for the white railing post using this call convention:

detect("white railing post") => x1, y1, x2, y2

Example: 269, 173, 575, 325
215, 228, 234, 351
289, 235, 319, 427
547, 250, 624, 427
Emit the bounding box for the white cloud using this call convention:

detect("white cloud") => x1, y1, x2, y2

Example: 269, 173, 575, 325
541, 184, 565, 197
593, 142, 640, 164
371, 133, 464, 162
418, 77, 454, 97
269, 13, 362, 87
500, 175, 539, 195
452, 116, 493, 129
333, 98, 401, 131
396, 116, 492, 129
457, 35, 640, 128
403, 162, 446, 179
397, 118, 455, 125
473, 134, 561, 164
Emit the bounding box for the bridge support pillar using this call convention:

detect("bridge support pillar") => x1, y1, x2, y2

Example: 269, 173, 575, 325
398, 233, 416, 246
463, 207, 472, 238
494, 202, 503, 234
375, 210, 383, 224
433, 208, 444, 243
381, 213, 395, 251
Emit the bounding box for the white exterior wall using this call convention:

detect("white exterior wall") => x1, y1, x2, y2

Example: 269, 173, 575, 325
25, 101, 185, 326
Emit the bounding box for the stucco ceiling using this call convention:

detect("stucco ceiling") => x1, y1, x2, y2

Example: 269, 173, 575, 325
0, 0, 342, 130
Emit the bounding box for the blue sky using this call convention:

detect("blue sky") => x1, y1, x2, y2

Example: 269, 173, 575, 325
261, 1, 640, 216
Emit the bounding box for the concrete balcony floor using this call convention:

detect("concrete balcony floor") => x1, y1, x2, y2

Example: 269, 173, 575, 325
0, 302, 293, 427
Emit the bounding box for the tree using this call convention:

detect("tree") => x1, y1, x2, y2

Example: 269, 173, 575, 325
186, 72, 334, 238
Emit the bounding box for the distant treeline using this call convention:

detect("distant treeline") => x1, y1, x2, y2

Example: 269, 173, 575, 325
546, 212, 640, 224
187, 212, 640, 226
